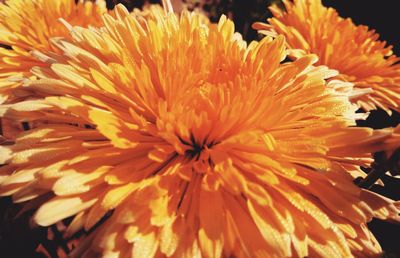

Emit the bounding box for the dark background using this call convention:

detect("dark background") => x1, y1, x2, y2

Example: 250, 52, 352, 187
324, 0, 399, 56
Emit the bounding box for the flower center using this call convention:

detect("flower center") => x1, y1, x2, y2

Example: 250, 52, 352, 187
185, 142, 209, 160
179, 134, 217, 165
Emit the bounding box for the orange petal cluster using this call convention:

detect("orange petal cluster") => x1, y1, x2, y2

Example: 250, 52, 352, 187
380, 125, 400, 156
0, 0, 107, 140
0, 0, 107, 100
253, 0, 400, 114
0, 1, 399, 258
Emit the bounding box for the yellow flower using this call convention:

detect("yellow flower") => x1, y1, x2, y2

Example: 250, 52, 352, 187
0, 0, 107, 143
1, 4, 399, 257
0, 0, 107, 104
253, 0, 400, 114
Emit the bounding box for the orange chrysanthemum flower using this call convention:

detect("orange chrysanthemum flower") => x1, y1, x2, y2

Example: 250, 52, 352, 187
0, 0, 107, 141
1, 4, 399, 257
253, 0, 400, 114
0, 0, 107, 104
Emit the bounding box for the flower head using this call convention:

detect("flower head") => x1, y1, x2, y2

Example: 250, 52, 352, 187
0, 3, 399, 257
0, 0, 107, 143
253, 0, 400, 114
0, 0, 107, 103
